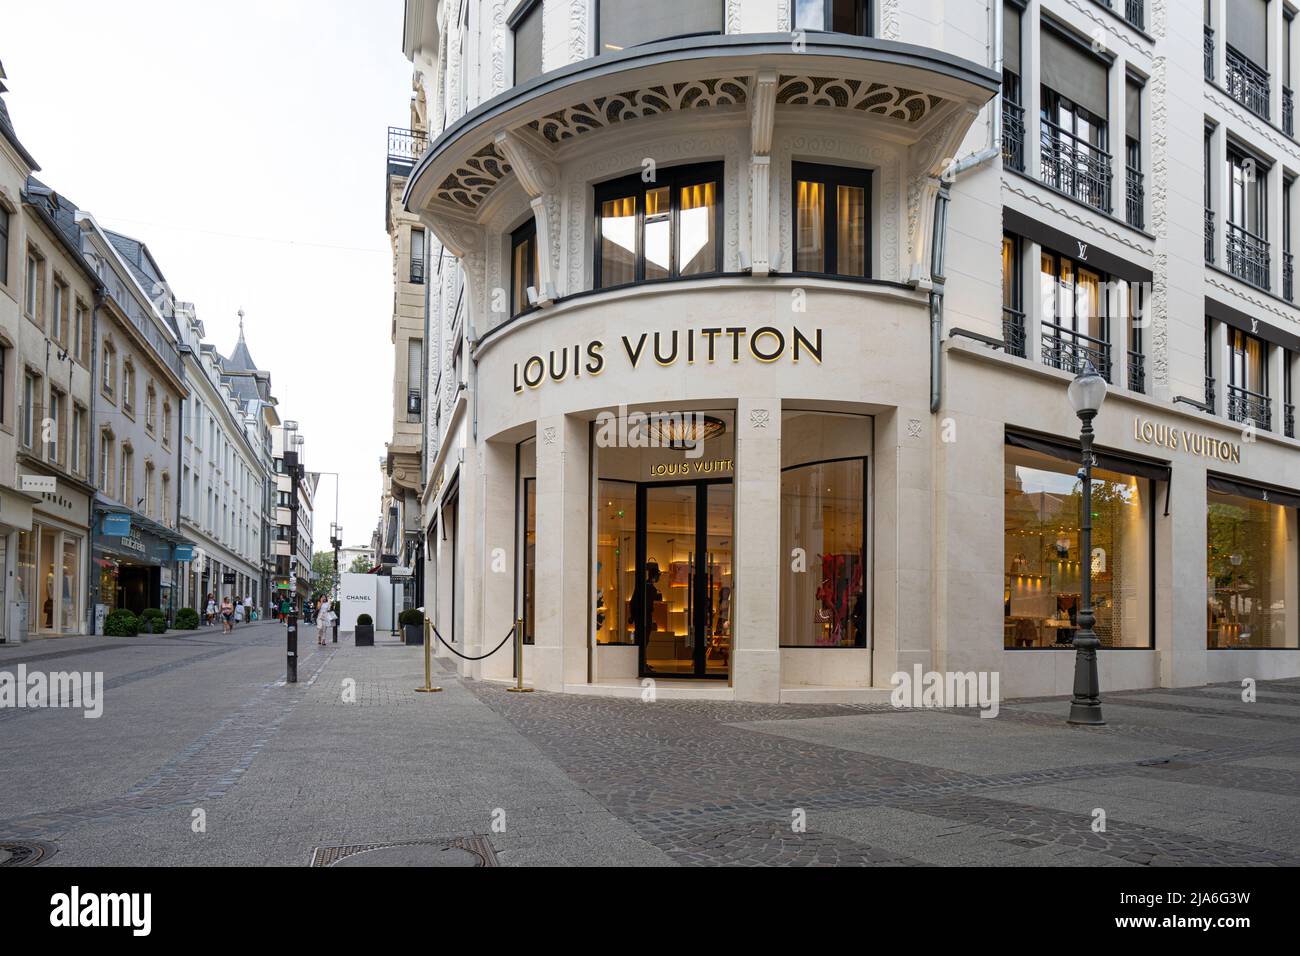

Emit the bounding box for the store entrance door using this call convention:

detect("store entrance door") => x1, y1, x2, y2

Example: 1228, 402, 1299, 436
634, 480, 732, 679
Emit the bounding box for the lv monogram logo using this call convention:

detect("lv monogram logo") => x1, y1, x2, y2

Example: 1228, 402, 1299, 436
1076, 241, 1089, 260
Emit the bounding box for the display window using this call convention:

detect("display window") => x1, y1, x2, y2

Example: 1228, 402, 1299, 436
1004, 442, 1153, 649
779, 411, 870, 648
1207, 485, 1297, 648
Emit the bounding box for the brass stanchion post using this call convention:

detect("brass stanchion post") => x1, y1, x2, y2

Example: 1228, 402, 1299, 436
506, 616, 532, 692
415, 618, 442, 693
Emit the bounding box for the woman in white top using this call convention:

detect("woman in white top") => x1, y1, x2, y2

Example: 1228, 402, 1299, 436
316, 596, 332, 645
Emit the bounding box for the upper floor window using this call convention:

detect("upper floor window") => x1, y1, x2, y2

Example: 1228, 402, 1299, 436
794, 0, 873, 35
407, 338, 424, 420
24, 247, 43, 320
101, 343, 116, 398
594, 162, 722, 289
1226, 146, 1271, 288
51, 278, 67, 346
1040, 27, 1112, 213
1040, 249, 1113, 380
1125, 76, 1144, 229
122, 360, 136, 413
511, 0, 544, 84
1225, 0, 1271, 118
597, 0, 723, 54
145, 383, 157, 432
73, 301, 87, 362
0, 206, 9, 285
410, 227, 426, 284
163, 401, 172, 448
510, 218, 538, 317
792, 162, 870, 279
21, 370, 38, 448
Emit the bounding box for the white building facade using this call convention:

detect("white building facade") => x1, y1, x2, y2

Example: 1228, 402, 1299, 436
176, 309, 270, 612
400, 0, 1300, 700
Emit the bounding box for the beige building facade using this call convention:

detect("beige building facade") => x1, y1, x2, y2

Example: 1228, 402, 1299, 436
398, 0, 1300, 700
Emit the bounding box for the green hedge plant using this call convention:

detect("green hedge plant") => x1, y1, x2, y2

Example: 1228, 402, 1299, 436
174, 608, 200, 630
104, 609, 139, 637
398, 609, 423, 626
357, 613, 373, 626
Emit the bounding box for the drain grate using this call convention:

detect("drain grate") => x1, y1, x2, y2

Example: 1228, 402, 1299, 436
310, 835, 498, 867
0, 841, 57, 867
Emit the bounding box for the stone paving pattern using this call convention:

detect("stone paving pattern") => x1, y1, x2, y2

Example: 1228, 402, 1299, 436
1, 624, 1298, 866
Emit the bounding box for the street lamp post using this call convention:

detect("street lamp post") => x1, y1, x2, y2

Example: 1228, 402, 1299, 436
1067, 362, 1108, 726
329, 521, 342, 644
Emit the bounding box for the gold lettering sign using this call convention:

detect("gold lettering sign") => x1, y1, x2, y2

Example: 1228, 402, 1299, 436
513, 326, 823, 394
1133, 416, 1242, 464
648, 458, 734, 478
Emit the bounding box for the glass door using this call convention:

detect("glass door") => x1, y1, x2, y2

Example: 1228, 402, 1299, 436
637, 484, 697, 676
635, 481, 732, 678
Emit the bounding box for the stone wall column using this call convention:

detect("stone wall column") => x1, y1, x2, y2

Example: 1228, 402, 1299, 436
1157, 462, 1208, 688
532, 414, 590, 690
479, 438, 517, 681
732, 398, 781, 702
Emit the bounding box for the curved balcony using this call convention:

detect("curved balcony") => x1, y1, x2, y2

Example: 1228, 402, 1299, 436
404, 32, 998, 274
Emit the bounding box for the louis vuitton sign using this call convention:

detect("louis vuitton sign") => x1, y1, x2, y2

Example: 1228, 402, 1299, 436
513, 325, 823, 394
1133, 416, 1242, 464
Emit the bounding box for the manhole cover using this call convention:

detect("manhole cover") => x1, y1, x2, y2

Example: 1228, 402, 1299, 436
0, 841, 56, 866
310, 835, 497, 867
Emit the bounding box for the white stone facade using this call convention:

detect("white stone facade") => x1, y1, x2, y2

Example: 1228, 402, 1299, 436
398, 0, 1300, 700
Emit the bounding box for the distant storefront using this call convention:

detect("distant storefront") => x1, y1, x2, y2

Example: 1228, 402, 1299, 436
92, 505, 194, 624
12, 475, 91, 637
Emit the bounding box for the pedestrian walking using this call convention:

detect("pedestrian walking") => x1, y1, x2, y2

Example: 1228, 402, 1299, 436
220, 595, 234, 634
205, 594, 216, 627
233, 600, 244, 627
243, 594, 253, 623
316, 595, 332, 645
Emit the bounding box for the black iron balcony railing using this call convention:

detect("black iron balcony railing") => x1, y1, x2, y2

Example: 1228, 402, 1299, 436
1002, 99, 1025, 172
1040, 120, 1113, 213
1127, 349, 1145, 393
1126, 165, 1144, 229
1225, 221, 1271, 289
1002, 307, 1027, 358
1205, 208, 1216, 263
1286, 402, 1296, 438
1227, 384, 1272, 429
1206, 375, 1216, 414
1286, 251, 1294, 301
1042, 324, 1113, 381
1204, 26, 1215, 82
410, 256, 426, 285
1286, 86, 1295, 136
1225, 45, 1270, 120
387, 126, 429, 167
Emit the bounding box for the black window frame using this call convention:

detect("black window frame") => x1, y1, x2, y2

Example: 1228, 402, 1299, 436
510, 0, 544, 86
510, 217, 538, 318
594, 0, 726, 55
791, 161, 873, 280
592, 161, 724, 290
793, 0, 874, 36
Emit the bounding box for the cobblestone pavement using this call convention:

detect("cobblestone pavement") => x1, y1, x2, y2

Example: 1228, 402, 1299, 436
2, 631, 1298, 865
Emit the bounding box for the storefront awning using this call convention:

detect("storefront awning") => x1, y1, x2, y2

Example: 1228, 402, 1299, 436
1005, 430, 1172, 483
1208, 474, 1300, 509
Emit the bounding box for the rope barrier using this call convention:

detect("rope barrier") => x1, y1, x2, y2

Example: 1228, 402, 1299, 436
429, 623, 515, 661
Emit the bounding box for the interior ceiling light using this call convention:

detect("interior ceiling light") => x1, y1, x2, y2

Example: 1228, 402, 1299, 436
645, 415, 726, 449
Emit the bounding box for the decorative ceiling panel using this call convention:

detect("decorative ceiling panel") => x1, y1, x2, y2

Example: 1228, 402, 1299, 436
528, 77, 751, 145
775, 75, 943, 123
435, 143, 513, 210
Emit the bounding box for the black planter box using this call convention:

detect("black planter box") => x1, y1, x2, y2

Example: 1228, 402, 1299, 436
403, 623, 424, 645
354, 624, 374, 647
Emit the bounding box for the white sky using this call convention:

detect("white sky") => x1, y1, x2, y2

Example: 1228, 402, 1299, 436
1, 0, 411, 551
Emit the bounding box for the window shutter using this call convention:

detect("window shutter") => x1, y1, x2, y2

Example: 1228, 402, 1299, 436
1041, 27, 1110, 119
1227, 0, 1269, 67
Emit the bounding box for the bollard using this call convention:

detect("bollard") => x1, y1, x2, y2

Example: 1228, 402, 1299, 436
506, 616, 533, 693
415, 618, 443, 693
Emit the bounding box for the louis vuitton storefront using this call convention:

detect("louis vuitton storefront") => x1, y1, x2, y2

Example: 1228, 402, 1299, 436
424, 280, 933, 702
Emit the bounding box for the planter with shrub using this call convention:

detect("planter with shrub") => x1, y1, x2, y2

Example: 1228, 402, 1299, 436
140, 608, 167, 634
104, 609, 139, 637
399, 608, 424, 645
175, 607, 200, 630
355, 612, 374, 647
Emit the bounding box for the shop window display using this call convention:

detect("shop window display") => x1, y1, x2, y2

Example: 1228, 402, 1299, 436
1207, 490, 1296, 648
1004, 445, 1152, 648
779, 411, 870, 648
